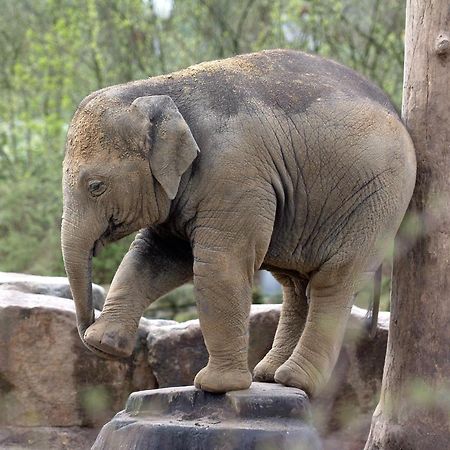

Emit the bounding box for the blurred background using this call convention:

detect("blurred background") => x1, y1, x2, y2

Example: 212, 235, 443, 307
0, 0, 405, 320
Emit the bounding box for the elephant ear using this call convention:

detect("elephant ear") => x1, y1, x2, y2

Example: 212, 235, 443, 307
131, 95, 200, 200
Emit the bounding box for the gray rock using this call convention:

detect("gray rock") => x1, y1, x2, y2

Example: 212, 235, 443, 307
92, 383, 322, 450
0, 272, 106, 310
0, 290, 156, 428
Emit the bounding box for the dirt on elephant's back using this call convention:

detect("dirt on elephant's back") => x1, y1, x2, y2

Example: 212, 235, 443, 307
155, 53, 267, 83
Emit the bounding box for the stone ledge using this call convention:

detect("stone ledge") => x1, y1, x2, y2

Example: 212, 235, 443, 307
126, 382, 310, 420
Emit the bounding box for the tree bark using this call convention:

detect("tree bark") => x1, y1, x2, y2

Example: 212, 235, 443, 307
365, 2, 450, 449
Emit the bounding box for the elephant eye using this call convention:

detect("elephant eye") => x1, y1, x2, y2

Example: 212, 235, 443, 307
88, 180, 107, 197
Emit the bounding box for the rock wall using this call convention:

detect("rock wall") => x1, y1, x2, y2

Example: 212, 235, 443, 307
0, 273, 389, 449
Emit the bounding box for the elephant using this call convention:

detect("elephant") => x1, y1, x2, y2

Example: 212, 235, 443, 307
61, 49, 416, 396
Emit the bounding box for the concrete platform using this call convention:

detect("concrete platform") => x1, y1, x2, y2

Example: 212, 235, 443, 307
92, 382, 322, 450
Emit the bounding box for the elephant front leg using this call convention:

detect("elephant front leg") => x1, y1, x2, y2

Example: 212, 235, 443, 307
192, 247, 254, 393
84, 228, 193, 358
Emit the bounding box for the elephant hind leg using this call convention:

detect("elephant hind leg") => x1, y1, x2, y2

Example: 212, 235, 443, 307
274, 264, 357, 397
253, 272, 308, 382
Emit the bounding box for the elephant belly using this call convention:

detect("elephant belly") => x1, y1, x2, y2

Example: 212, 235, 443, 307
260, 175, 393, 278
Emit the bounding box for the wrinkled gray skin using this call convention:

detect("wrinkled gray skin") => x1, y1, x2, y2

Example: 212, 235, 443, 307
62, 50, 416, 396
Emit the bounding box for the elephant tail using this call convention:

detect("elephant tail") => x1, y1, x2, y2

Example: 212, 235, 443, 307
364, 265, 382, 339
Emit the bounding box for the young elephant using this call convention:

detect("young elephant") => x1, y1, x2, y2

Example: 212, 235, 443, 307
62, 49, 416, 396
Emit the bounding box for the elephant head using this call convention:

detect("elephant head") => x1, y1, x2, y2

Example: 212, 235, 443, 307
61, 93, 199, 356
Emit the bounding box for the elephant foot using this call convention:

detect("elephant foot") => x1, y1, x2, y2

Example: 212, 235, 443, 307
253, 352, 288, 382
274, 359, 322, 398
84, 317, 136, 358
194, 364, 252, 393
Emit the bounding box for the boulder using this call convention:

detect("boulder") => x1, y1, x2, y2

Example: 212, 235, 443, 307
0, 272, 106, 310
92, 383, 322, 450
0, 290, 157, 428
147, 304, 280, 388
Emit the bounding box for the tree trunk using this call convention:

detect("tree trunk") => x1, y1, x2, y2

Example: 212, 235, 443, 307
365, 2, 450, 449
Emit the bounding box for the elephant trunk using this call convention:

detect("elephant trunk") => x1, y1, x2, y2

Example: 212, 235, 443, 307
61, 216, 100, 349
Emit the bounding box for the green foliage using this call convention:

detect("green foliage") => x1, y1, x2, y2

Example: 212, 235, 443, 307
0, 0, 406, 286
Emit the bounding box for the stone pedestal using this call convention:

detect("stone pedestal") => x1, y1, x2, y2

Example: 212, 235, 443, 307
92, 382, 322, 450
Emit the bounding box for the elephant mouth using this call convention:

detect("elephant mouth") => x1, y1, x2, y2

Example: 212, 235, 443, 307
98, 216, 133, 251
92, 217, 128, 258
